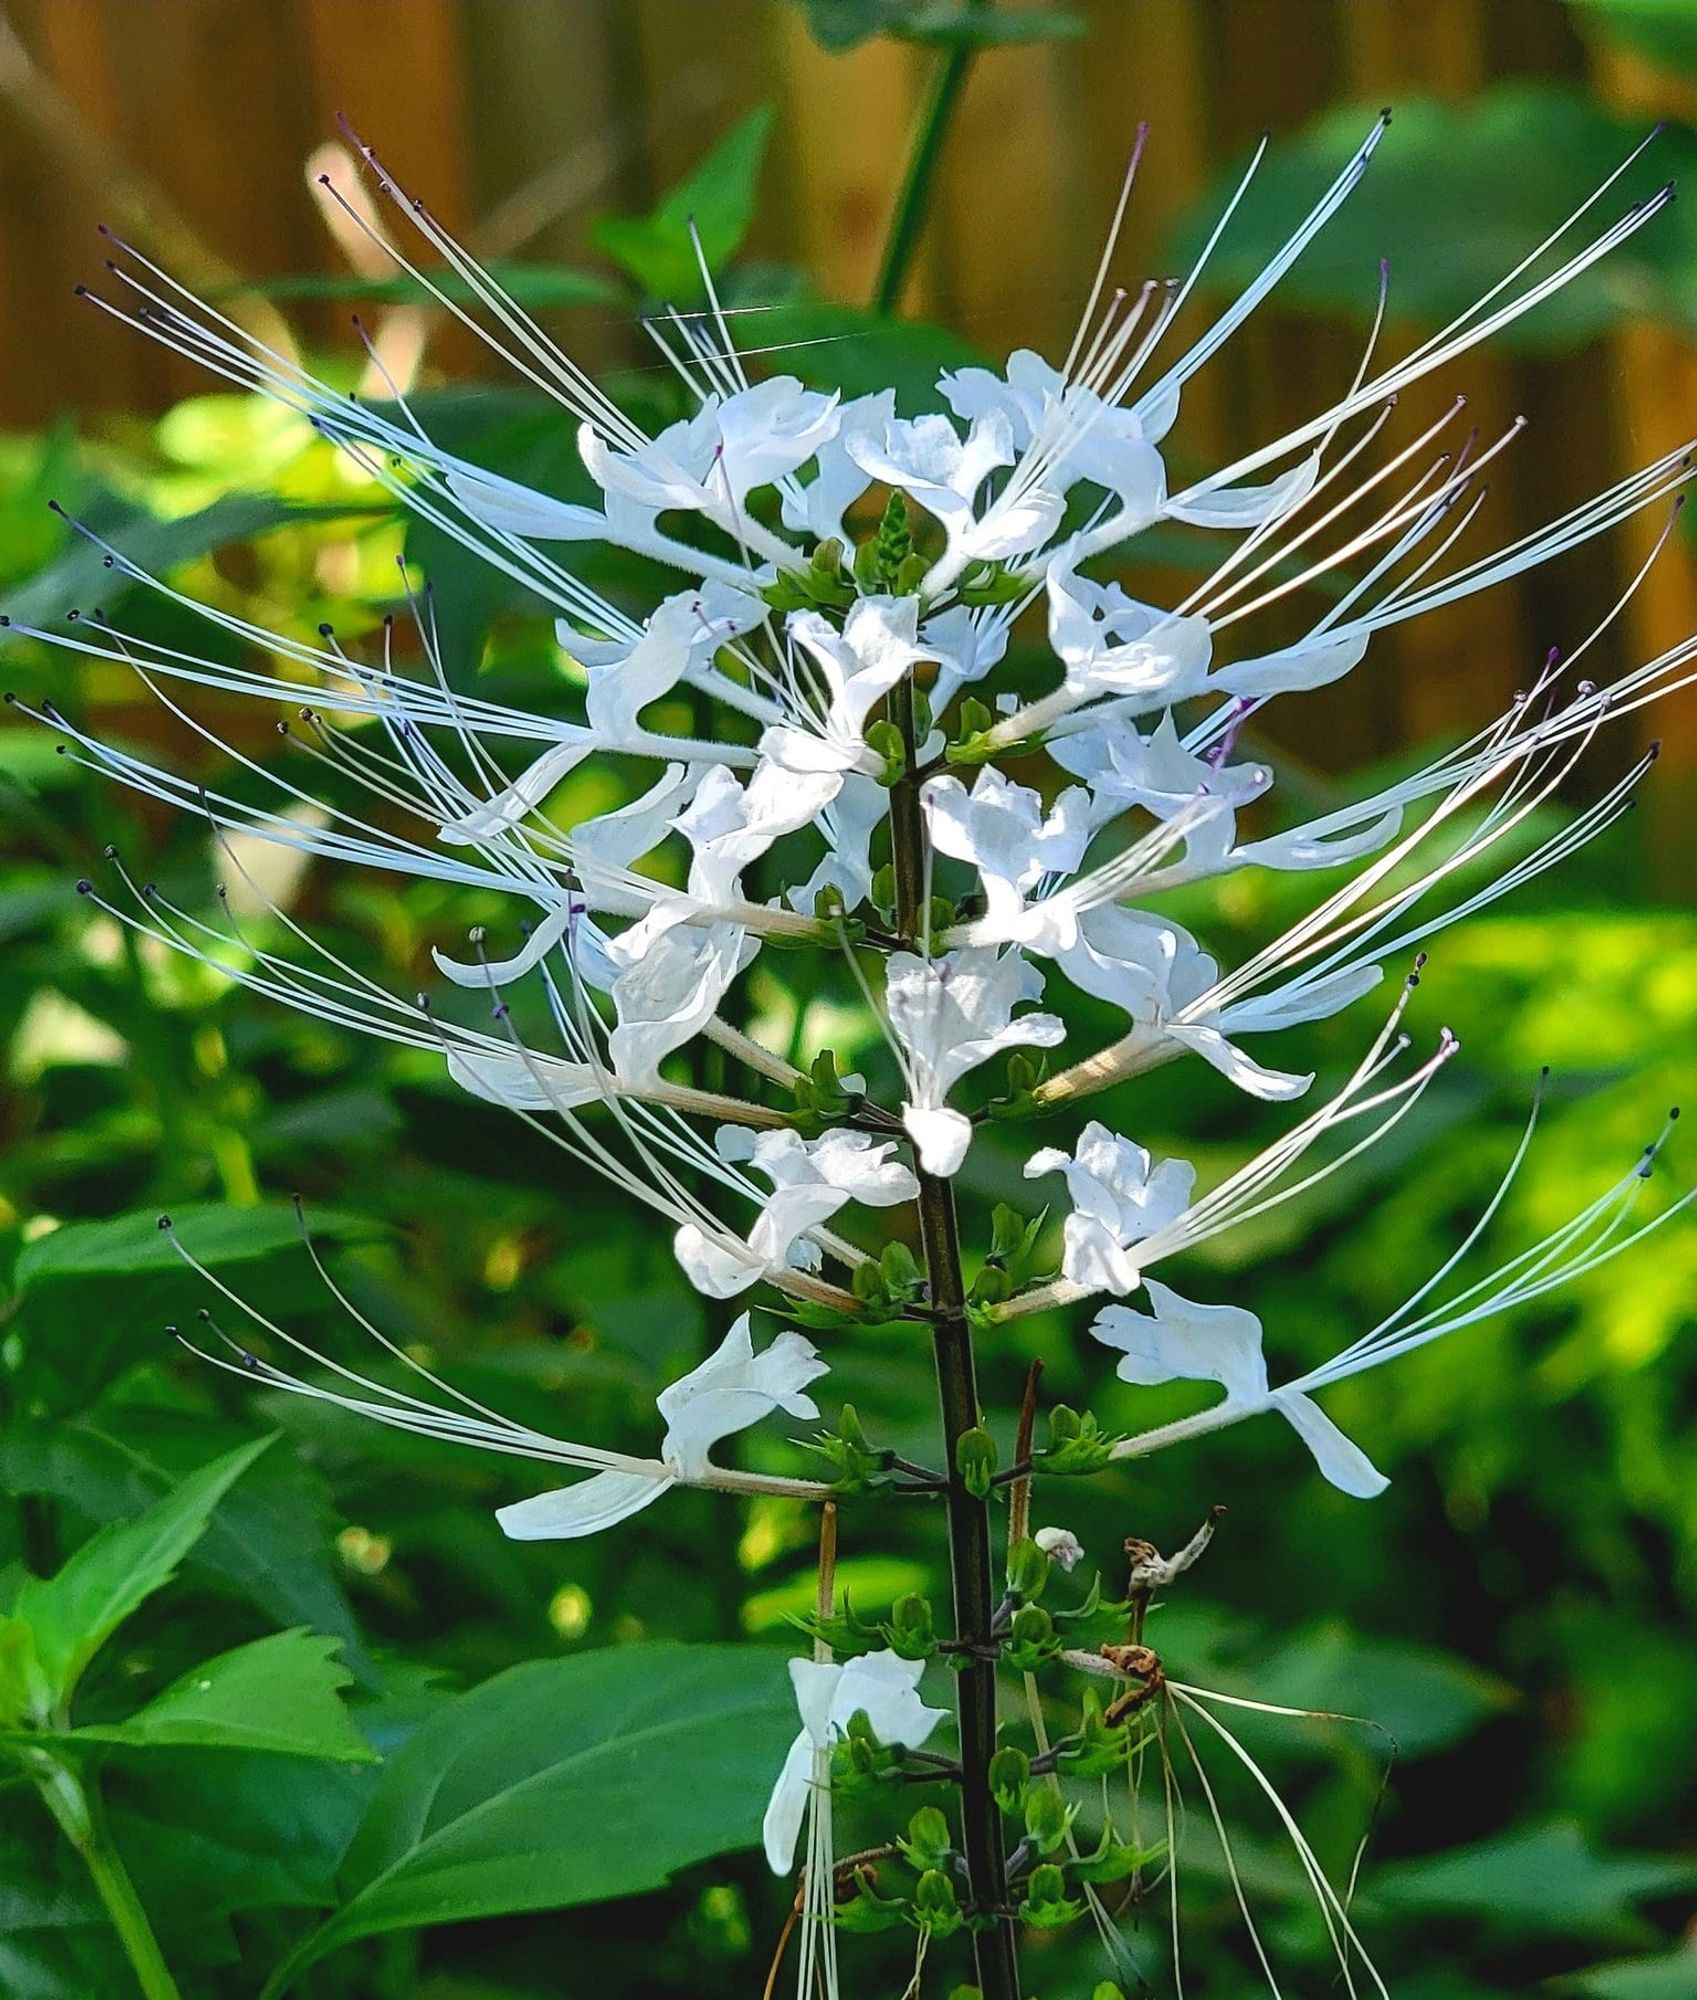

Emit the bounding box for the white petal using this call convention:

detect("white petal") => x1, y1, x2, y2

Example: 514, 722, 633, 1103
903, 1104, 974, 1178
446, 1045, 599, 1112
432, 906, 572, 990
438, 740, 593, 845
447, 467, 607, 541
496, 1468, 673, 1540
1270, 1388, 1389, 1498
1168, 452, 1320, 529
672, 1223, 763, 1300
1092, 1279, 1269, 1406
1217, 629, 1369, 700
1167, 1023, 1314, 1101
761, 1730, 820, 1875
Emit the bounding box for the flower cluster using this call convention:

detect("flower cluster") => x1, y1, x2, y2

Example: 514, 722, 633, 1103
13, 113, 1694, 1995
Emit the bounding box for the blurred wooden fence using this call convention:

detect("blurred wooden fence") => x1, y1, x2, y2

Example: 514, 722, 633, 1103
0, 0, 1693, 794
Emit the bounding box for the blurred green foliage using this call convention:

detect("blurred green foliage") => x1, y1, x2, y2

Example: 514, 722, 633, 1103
0, 4, 1694, 1996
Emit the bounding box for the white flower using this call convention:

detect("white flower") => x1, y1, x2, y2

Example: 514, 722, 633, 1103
581, 378, 840, 521
606, 922, 759, 1087
846, 409, 1062, 573
1092, 1279, 1387, 1497
762, 1650, 948, 1874
786, 771, 888, 916
885, 947, 1065, 1176
674, 1126, 919, 1299
1046, 568, 1212, 709
779, 388, 896, 543
1033, 1524, 1085, 1572
924, 602, 1012, 712
1049, 908, 1316, 1101
498, 1314, 828, 1540
1053, 710, 1269, 838
560, 582, 765, 739
1024, 1120, 1196, 1295
761, 597, 928, 779
922, 765, 1092, 936
942, 346, 1179, 511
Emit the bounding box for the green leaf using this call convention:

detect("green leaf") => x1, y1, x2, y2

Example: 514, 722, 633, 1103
7, 1203, 381, 1416
1375, 1821, 1697, 1940
287, 1642, 794, 1969
0, 1409, 373, 1685
241, 264, 618, 309
1565, 1953, 1697, 2000
1167, 86, 1697, 352
592, 108, 773, 300
14, 1203, 374, 1291
1570, 0, 1697, 73
0, 494, 388, 631
8, 1435, 273, 1713
63, 1631, 375, 1762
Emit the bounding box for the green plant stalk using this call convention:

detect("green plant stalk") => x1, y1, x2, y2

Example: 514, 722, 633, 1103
32, 1755, 183, 2000
871, 0, 991, 316
888, 677, 1021, 1998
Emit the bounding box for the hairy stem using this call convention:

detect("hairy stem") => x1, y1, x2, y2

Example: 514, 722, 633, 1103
871, 0, 990, 317
34, 1757, 182, 2000
889, 679, 1020, 1997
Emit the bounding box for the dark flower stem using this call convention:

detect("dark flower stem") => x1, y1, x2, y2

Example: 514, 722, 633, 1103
888, 677, 1020, 1999
871, 0, 991, 317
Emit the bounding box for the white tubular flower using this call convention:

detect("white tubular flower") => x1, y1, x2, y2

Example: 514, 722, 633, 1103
1091, 1280, 1388, 1498
1024, 1120, 1196, 1295
499, 1313, 828, 1540
606, 922, 759, 1088
786, 772, 888, 916
779, 388, 896, 542
674, 1126, 919, 1299
942, 345, 1178, 512
1032, 1524, 1086, 1573
846, 408, 1063, 575
559, 581, 766, 739
762, 596, 928, 779
580, 378, 839, 526
1049, 908, 1322, 1101
1047, 569, 1214, 710
885, 947, 1066, 1177
763, 1650, 948, 1874
922, 765, 1092, 936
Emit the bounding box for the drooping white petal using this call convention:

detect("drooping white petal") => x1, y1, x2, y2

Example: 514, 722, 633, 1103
1167, 452, 1321, 529
496, 1467, 674, 1540
446, 1045, 600, 1112
438, 738, 595, 845
1269, 1387, 1389, 1497
1216, 629, 1369, 701
763, 1650, 949, 1874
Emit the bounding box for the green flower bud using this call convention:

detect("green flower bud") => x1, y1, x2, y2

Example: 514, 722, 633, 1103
887, 1592, 935, 1658
902, 1804, 952, 1871
913, 1867, 961, 1932
1024, 1782, 1072, 1854
1005, 1535, 1051, 1601
988, 1745, 1031, 1814
954, 1425, 997, 1499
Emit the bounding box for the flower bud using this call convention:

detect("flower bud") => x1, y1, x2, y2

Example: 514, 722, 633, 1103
1034, 1524, 1085, 1573
954, 1425, 997, 1499
1004, 1535, 1051, 1600
1024, 1782, 1072, 1854
988, 1744, 1031, 1814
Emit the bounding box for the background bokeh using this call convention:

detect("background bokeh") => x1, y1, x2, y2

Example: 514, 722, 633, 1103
0, 3, 1693, 1998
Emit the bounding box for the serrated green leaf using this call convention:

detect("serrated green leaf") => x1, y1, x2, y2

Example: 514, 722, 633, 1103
62, 1631, 374, 1762
281, 1642, 794, 1971
9, 1435, 273, 1713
